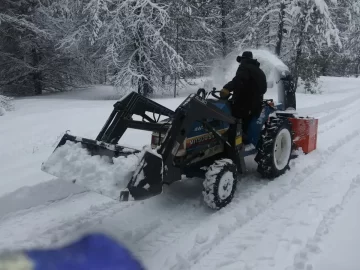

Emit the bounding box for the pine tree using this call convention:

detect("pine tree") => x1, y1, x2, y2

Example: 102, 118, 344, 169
287, 0, 341, 91
0, 0, 46, 95
346, 0, 360, 76
161, 0, 218, 89
0, 0, 99, 96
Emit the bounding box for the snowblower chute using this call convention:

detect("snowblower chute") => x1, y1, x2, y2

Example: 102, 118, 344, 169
41, 92, 176, 201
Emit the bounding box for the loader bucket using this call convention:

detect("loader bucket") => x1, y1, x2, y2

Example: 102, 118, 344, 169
45, 133, 140, 162
120, 150, 164, 201
41, 133, 165, 201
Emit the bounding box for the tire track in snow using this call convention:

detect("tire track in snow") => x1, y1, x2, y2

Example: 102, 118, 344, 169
34, 199, 137, 248
0, 192, 136, 251
99, 183, 210, 253
0, 190, 88, 222
288, 177, 360, 270
316, 98, 360, 135
0, 179, 89, 220
0, 178, 205, 252
296, 91, 360, 118
191, 137, 360, 270
128, 175, 262, 260
159, 104, 360, 270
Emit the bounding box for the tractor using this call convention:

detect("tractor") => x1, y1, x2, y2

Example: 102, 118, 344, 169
41, 71, 318, 209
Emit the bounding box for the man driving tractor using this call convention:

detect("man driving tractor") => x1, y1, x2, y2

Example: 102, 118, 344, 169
220, 51, 267, 133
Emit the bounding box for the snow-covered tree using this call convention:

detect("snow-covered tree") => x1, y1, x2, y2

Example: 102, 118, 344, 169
233, 0, 270, 49
0, 95, 14, 115
344, 0, 360, 76
0, 0, 47, 95
1, 0, 358, 98
48, 0, 191, 97
287, 0, 341, 91
0, 0, 98, 96
156, 0, 218, 91
232, 0, 293, 57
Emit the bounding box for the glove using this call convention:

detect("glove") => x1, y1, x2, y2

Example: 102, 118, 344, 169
220, 88, 230, 99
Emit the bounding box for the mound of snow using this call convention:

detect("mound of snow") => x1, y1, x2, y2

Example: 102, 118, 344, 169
41, 141, 143, 200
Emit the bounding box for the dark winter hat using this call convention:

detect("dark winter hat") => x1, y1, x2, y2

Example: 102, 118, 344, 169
236, 51, 253, 63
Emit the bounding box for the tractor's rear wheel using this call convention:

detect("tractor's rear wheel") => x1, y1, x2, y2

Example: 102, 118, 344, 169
255, 116, 294, 179
202, 159, 237, 209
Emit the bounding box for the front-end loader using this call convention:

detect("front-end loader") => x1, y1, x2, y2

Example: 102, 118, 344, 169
41, 71, 318, 209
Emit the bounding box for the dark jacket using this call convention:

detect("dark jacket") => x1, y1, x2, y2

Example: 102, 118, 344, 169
223, 58, 267, 119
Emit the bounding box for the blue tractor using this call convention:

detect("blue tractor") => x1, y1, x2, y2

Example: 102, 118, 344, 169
42, 73, 299, 210
145, 86, 296, 209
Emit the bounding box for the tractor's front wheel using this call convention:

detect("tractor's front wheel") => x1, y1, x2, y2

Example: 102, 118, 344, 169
202, 159, 237, 209
255, 116, 294, 179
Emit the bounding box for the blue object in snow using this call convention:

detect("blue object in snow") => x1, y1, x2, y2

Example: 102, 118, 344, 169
0, 233, 145, 270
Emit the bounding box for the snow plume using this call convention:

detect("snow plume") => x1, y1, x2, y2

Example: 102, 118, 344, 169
249, 48, 289, 74
206, 48, 289, 90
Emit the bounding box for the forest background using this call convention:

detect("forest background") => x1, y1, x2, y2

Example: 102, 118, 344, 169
1, 0, 360, 98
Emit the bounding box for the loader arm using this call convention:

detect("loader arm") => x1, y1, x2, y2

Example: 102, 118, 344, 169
96, 92, 175, 144
41, 92, 177, 183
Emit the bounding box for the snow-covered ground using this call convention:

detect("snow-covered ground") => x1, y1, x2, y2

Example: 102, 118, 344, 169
1, 75, 360, 270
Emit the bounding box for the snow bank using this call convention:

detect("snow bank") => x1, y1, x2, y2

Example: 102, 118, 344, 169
41, 141, 143, 200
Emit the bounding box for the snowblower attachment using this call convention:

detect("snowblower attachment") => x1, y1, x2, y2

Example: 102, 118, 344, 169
41, 92, 175, 201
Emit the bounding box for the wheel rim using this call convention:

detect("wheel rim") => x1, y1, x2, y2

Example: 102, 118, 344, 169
273, 128, 292, 170
218, 171, 234, 200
